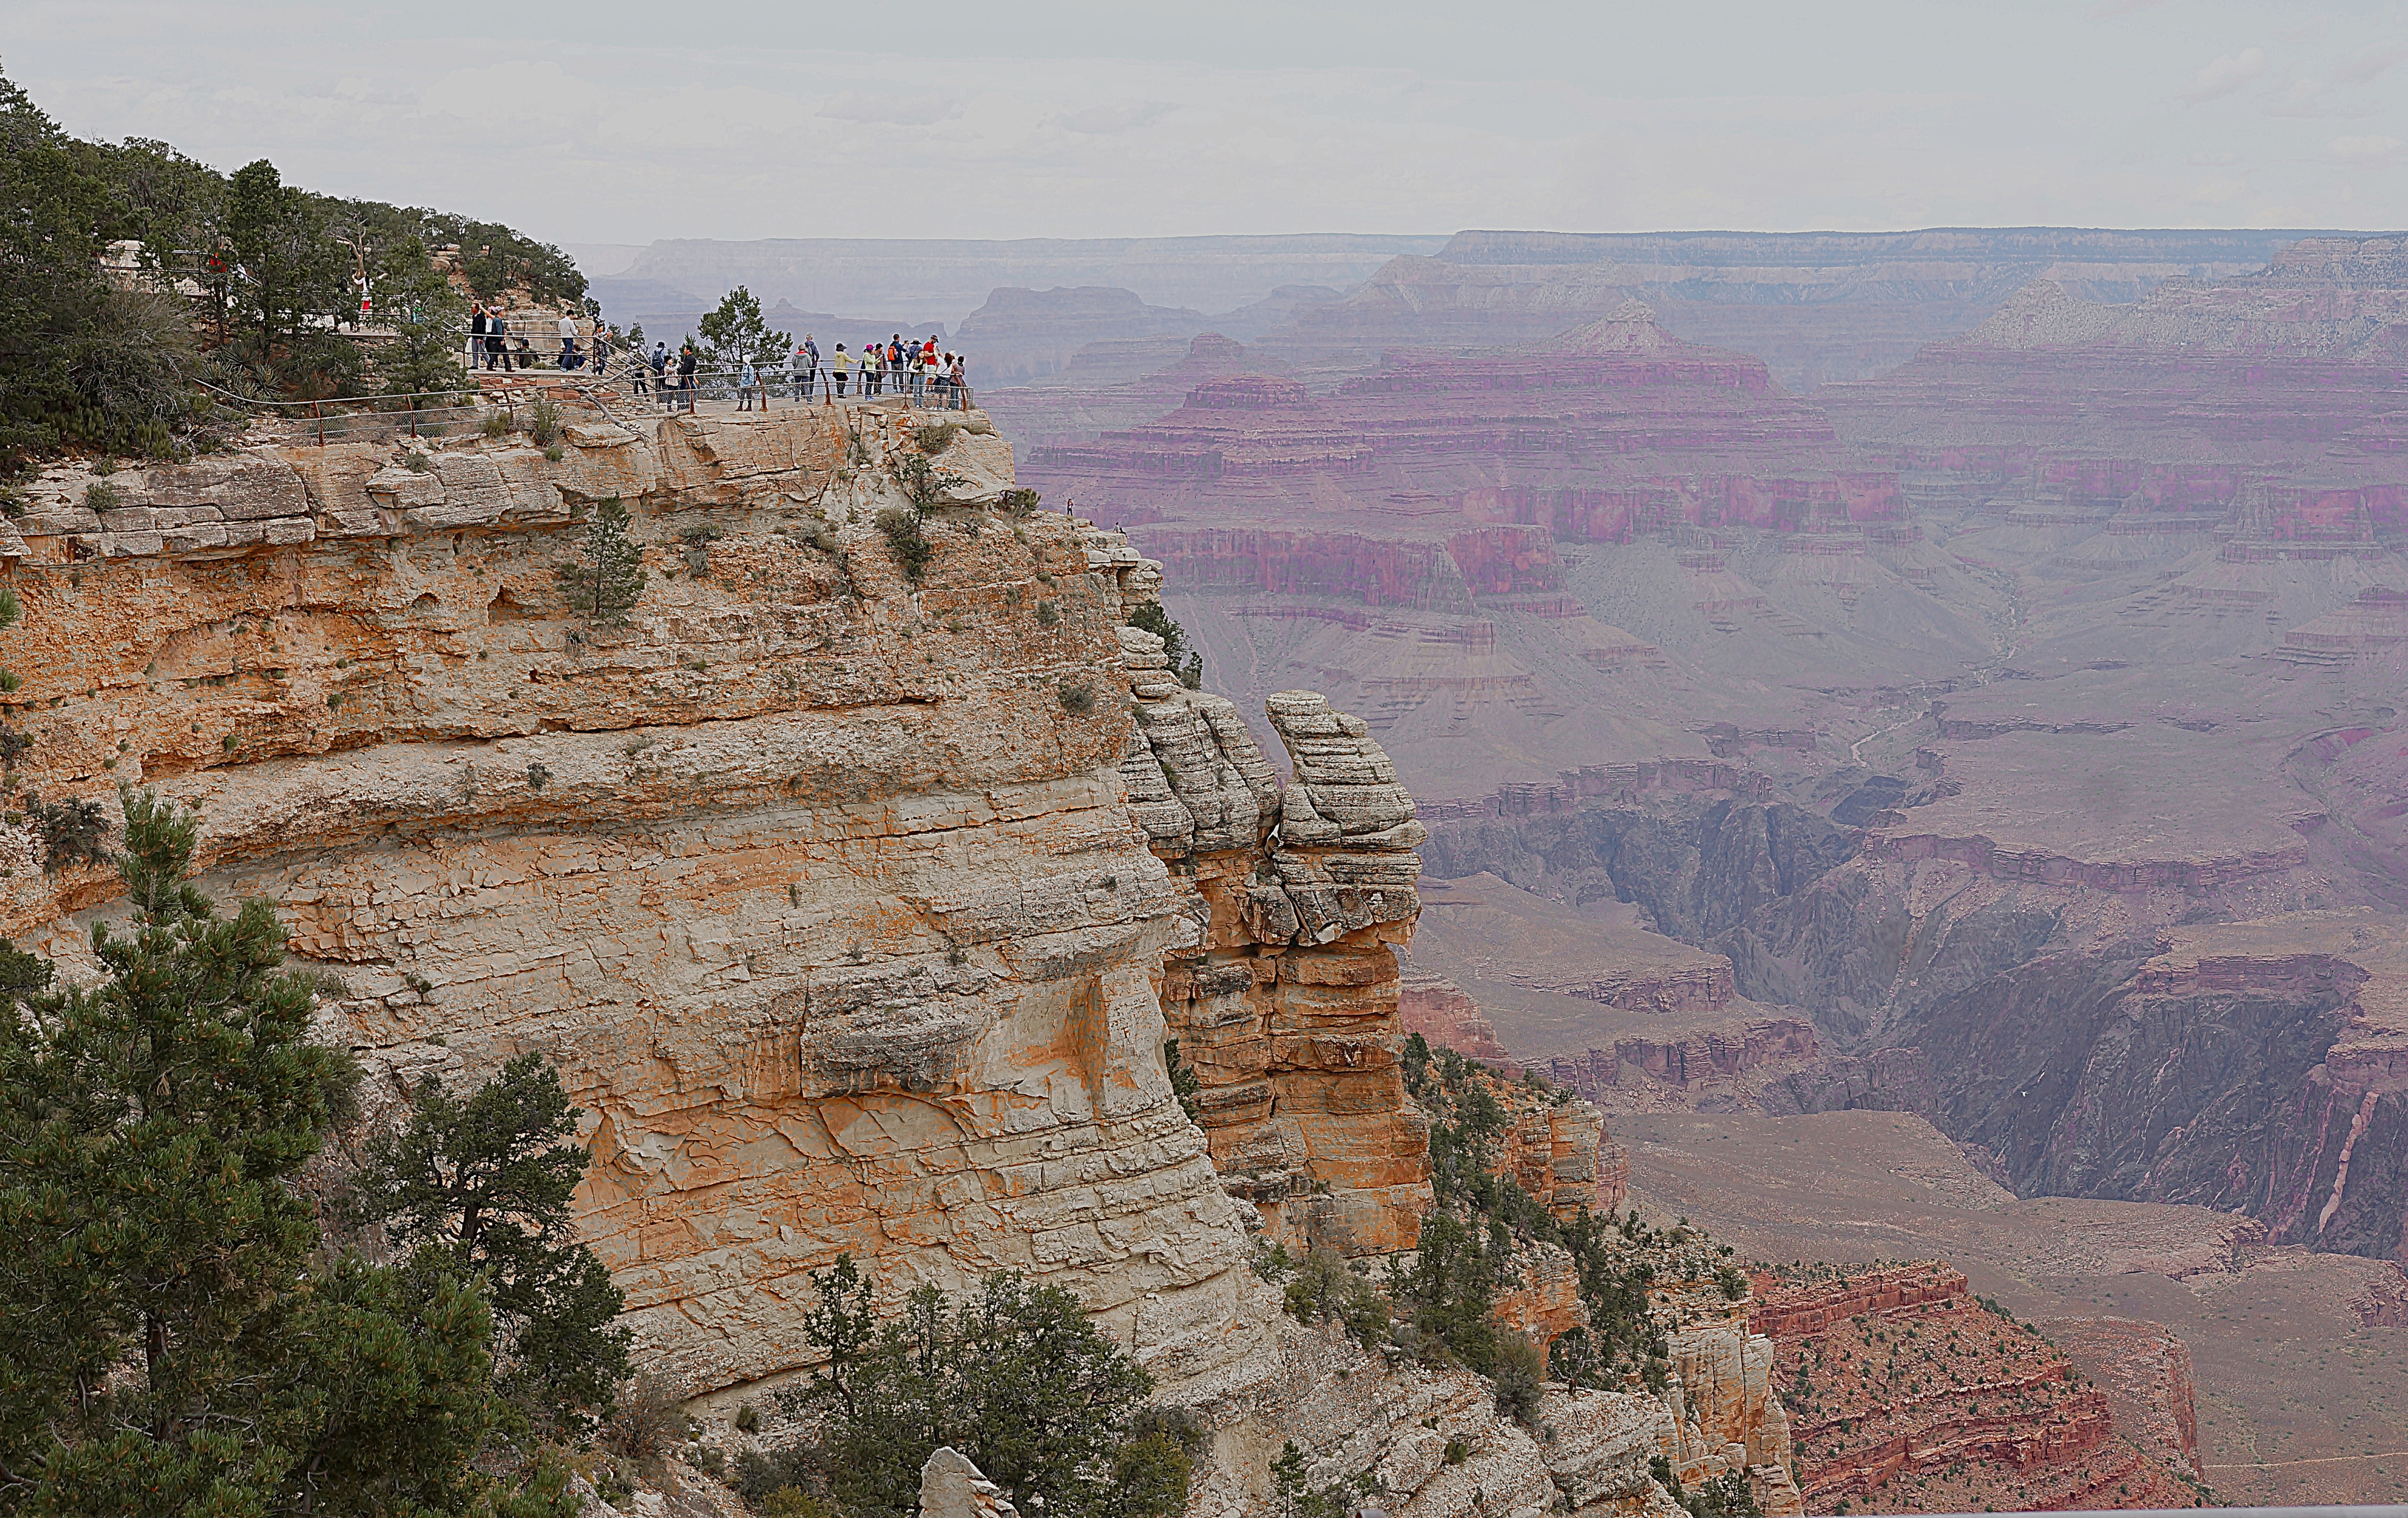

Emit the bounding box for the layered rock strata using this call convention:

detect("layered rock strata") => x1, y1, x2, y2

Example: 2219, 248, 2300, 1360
1109, 593, 1434, 1254
1, 406, 1288, 1406
1750, 1265, 2200, 1513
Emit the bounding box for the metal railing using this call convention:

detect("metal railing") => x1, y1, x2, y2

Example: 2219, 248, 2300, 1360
193, 361, 978, 449
583, 362, 977, 414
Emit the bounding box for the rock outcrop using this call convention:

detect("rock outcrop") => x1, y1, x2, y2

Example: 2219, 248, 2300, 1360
1750, 1264, 2202, 1513
1111, 585, 1434, 1254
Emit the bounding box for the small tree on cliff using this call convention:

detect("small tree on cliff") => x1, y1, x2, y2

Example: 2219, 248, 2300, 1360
556, 494, 647, 627
348, 1052, 632, 1440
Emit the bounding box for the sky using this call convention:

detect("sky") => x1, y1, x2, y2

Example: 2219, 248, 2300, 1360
10, 0, 2408, 250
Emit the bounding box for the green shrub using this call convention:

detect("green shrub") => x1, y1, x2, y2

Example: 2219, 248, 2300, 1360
25, 791, 107, 873
999, 487, 1041, 516
528, 395, 561, 445
402, 449, 432, 473
1035, 600, 1059, 627
1058, 680, 1095, 715
911, 422, 959, 455
542, 443, 565, 463
84, 479, 121, 512
1128, 603, 1203, 688
481, 411, 510, 438
1279, 1250, 1389, 1352
753, 1256, 1183, 1518
875, 505, 933, 583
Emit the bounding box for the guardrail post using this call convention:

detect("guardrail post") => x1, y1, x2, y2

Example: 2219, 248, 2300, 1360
313, 399, 324, 447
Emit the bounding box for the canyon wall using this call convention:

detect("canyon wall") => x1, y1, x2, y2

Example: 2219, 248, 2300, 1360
1, 407, 1310, 1407
1750, 1264, 2202, 1513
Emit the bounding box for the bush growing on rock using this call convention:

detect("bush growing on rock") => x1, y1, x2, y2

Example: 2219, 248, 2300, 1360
874, 505, 933, 582
347, 1049, 634, 1441
1126, 604, 1203, 689
750, 1253, 1188, 1518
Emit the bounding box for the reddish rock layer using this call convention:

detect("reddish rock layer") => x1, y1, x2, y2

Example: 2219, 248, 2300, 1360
1751, 1265, 2202, 1513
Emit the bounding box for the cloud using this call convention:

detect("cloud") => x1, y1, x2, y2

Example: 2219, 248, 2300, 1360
2181, 47, 2265, 104
1051, 100, 1170, 135
2334, 40, 2408, 85
816, 91, 960, 126
2327, 134, 2404, 168
2090, 0, 2174, 14
2186, 151, 2240, 166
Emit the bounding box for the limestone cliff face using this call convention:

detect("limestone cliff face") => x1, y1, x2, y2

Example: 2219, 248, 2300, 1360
2, 406, 1279, 1402
1106, 569, 1434, 1256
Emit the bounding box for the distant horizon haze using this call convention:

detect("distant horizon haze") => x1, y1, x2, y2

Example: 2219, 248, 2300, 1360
13, 0, 2408, 245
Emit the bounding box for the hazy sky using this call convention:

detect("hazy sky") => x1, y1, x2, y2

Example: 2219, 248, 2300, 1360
11, 0, 2408, 248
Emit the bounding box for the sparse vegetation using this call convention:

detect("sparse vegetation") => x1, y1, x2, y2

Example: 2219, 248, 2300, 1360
1128, 603, 1203, 689
528, 394, 561, 445
84, 479, 120, 512
874, 505, 933, 582
24, 790, 107, 873
403, 449, 432, 472
911, 422, 960, 455
999, 487, 1041, 516
1058, 679, 1096, 715
1035, 600, 1060, 627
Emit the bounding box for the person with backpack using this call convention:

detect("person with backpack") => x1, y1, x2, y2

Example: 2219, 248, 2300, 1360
651, 342, 671, 408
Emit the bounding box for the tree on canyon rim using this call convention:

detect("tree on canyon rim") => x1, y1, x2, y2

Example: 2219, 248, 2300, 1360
697, 284, 792, 372
0, 787, 578, 1516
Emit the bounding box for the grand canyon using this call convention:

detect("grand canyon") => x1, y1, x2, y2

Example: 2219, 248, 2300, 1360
12, 73, 2408, 1511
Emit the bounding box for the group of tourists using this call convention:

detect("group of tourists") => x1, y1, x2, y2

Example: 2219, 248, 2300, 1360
615, 332, 972, 412
468, 302, 610, 374
463, 304, 971, 413
798, 334, 968, 403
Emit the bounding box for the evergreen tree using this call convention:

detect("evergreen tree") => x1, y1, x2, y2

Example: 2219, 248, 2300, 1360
754, 1259, 1181, 1518
0, 787, 576, 1516
696, 284, 792, 372
554, 495, 648, 626
348, 1052, 632, 1439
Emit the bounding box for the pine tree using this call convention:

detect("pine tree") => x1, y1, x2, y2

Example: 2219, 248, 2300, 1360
0, 787, 578, 1517
696, 284, 792, 371
555, 494, 647, 626
753, 1259, 1178, 1518
348, 1052, 633, 1440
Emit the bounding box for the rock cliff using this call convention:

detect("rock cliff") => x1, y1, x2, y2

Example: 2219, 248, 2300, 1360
1750, 1265, 2202, 1513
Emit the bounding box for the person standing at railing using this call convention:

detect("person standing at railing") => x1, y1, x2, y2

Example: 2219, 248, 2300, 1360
470, 302, 489, 367
650, 342, 670, 407
738, 359, 758, 411
830, 343, 850, 396
630, 337, 649, 400
593, 327, 612, 379
949, 352, 968, 409
677, 342, 698, 411
787, 341, 809, 401
558, 311, 579, 370
801, 334, 820, 400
